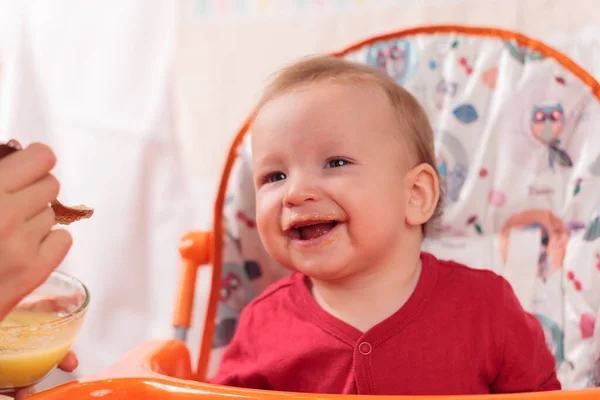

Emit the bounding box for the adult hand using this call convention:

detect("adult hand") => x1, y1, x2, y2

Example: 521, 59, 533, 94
0, 140, 73, 319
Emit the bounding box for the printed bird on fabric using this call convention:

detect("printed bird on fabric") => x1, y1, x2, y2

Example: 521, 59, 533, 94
530, 104, 573, 170
367, 40, 413, 84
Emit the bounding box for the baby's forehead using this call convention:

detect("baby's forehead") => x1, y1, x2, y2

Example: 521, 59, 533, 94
252, 100, 409, 159
250, 79, 414, 151
254, 81, 395, 122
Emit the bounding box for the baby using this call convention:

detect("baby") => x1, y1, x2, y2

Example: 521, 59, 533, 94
209, 56, 560, 395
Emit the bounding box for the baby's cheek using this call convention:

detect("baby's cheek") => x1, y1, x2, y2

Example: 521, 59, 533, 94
254, 192, 271, 222
254, 203, 280, 249
255, 211, 271, 242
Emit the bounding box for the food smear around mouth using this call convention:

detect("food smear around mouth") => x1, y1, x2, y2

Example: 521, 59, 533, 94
283, 212, 340, 227
321, 231, 341, 247
0, 143, 94, 226
0, 311, 73, 389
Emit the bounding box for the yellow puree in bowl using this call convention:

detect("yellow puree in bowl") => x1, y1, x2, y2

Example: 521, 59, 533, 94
0, 311, 72, 389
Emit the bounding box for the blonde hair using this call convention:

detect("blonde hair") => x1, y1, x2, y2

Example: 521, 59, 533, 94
253, 55, 444, 236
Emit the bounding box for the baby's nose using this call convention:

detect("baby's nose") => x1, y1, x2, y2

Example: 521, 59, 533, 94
283, 181, 320, 207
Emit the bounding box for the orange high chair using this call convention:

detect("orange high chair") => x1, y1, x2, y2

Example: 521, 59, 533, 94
32, 26, 600, 399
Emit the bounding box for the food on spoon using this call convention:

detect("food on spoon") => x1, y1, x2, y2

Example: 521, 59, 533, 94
51, 200, 94, 225
0, 142, 94, 225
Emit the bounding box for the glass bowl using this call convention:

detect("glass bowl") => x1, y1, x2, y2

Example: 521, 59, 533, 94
0, 270, 89, 391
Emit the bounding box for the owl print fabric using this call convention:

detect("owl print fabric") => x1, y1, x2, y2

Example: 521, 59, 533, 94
212, 30, 600, 390
530, 104, 573, 170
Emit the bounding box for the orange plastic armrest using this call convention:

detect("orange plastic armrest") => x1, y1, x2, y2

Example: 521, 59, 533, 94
29, 373, 600, 400
28, 339, 194, 399
173, 231, 213, 329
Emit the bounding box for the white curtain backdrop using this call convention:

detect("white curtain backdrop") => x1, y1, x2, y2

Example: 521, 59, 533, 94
0, 0, 200, 386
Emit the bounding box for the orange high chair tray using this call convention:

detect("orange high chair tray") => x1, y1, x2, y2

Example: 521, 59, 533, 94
30, 25, 600, 399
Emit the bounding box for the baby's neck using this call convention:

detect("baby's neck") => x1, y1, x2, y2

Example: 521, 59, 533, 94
310, 250, 422, 333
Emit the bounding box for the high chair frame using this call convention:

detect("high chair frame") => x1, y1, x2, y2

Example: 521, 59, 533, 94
30, 25, 600, 399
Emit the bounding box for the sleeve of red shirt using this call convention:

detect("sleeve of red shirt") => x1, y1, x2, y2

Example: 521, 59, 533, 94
207, 305, 271, 390
491, 277, 562, 393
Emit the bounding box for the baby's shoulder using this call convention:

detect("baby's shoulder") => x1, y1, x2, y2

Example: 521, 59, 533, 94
425, 254, 516, 337
427, 253, 508, 301
242, 274, 296, 315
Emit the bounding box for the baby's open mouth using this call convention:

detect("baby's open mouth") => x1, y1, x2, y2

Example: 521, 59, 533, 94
287, 221, 339, 241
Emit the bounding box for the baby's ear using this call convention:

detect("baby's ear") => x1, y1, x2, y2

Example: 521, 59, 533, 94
404, 163, 440, 227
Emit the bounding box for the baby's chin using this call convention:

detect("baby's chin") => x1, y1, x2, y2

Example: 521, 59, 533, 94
287, 260, 356, 283
266, 240, 354, 280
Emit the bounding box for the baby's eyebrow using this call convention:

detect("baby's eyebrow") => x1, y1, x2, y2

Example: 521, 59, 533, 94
252, 153, 278, 167
313, 135, 350, 150
251, 152, 287, 175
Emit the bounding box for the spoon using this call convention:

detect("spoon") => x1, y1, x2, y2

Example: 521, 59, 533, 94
0, 142, 93, 225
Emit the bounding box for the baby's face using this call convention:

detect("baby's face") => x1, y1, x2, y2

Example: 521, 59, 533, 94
251, 83, 411, 281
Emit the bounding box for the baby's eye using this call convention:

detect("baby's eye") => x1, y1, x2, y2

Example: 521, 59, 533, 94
267, 172, 286, 183
326, 159, 349, 168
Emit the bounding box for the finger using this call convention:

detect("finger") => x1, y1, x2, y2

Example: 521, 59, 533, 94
13, 229, 73, 296
58, 351, 78, 372
36, 229, 72, 277
12, 176, 60, 222
0, 143, 57, 193
24, 207, 56, 242
14, 386, 35, 400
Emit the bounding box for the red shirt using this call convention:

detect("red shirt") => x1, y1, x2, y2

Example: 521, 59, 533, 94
209, 252, 561, 395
